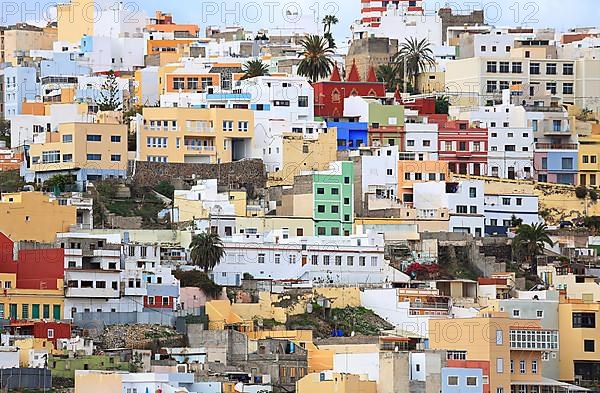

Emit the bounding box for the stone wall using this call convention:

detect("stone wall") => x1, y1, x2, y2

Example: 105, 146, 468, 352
439, 8, 486, 42
133, 159, 267, 191
346, 37, 399, 81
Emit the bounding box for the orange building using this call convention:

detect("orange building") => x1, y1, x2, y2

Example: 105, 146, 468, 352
146, 11, 199, 37
0, 149, 22, 172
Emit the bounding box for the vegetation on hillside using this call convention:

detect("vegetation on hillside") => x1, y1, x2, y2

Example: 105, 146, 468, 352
174, 269, 223, 299
0, 170, 25, 193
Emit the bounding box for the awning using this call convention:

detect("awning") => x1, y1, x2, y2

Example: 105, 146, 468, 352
511, 377, 589, 391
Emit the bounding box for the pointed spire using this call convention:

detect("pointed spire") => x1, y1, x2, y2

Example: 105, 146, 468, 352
394, 85, 402, 102
347, 59, 360, 82
366, 64, 377, 83
330, 62, 342, 82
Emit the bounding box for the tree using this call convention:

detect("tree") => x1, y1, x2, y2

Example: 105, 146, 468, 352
241, 59, 270, 80
376, 64, 402, 93
297, 35, 335, 83
575, 185, 588, 199
510, 215, 523, 228
393, 38, 436, 94
44, 174, 76, 193
435, 96, 450, 115
322, 15, 339, 49
513, 223, 554, 274
97, 70, 122, 111
154, 180, 175, 200
189, 231, 226, 273
174, 269, 223, 298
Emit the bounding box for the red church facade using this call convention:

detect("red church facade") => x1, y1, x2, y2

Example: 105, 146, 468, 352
312, 61, 386, 118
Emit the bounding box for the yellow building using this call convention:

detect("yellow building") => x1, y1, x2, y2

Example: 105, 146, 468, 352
74, 371, 124, 393
268, 129, 338, 187
0, 273, 64, 321
429, 312, 554, 393
56, 0, 95, 44
578, 127, 600, 187
28, 116, 128, 186
205, 299, 254, 332
558, 296, 600, 384
136, 107, 254, 164
296, 372, 377, 393
0, 192, 77, 242
0, 24, 57, 65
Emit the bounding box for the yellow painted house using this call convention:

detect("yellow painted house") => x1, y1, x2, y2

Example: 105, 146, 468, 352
0, 192, 76, 242
296, 372, 377, 393
0, 273, 64, 321
578, 125, 600, 187
558, 296, 600, 384
56, 0, 95, 44
136, 107, 254, 164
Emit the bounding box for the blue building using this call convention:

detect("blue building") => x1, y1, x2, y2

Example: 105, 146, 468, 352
326, 121, 368, 151
441, 367, 483, 393
40, 52, 91, 78
4, 66, 38, 116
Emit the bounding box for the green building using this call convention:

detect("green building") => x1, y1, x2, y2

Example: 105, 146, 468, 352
312, 161, 354, 236
49, 355, 130, 379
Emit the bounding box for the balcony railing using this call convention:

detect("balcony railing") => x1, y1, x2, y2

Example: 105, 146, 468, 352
410, 302, 450, 310
509, 329, 559, 351
535, 143, 578, 150
186, 146, 215, 152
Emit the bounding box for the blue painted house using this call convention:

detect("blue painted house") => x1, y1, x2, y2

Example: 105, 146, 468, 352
326, 121, 369, 151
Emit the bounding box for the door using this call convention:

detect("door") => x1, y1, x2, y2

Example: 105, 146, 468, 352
9, 304, 17, 319
508, 167, 515, 180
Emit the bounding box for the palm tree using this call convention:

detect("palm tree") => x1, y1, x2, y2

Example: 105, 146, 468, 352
241, 59, 270, 80
322, 15, 339, 49
189, 231, 226, 273
297, 35, 335, 83
377, 64, 402, 93
435, 95, 450, 114
393, 38, 436, 94
513, 223, 554, 274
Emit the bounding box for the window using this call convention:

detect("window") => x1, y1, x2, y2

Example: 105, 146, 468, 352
275, 254, 281, 264
317, 188, 325, 195
546, 63, 557, 75
298, 96, 309, 107
317, 205, 325, 213
496, 358, 504, 373
573, 312, 595, 328
62, 134, 73, 143
516, 198, 523, 206
359, 256, 366, 266
511, 359, 514, 374
456, 206, 468, 214
62, 154, 73, 163
486, 61, 497, 73
331, 205, 339, 213
536, 310, 544, 318
273, 100, 290, 107
111, 135, 121, 142
496, 330, 503, 345
258, 253, 265, 264
344, 177, 350, 184
562, 158, 574, 170
289, 255, 297, 264
542, 158, 548, 170
111, 154, 121, 162
486, 80, 497, 93
323, 256, 330, 265
87, 134, 102, 142
512, 62, 522, 73
520, 360, 526, 374
563, 83, 574, 95
87, 154, 101, 161
459, 142, 467, 151
387, 169, 393, 176
546, 82, 557, 95
584, 340, 595, 352
513, 309, 520, 317
371, 257, 378, 266
532, 360, 538, 374
503, 198, 511, 206
499, 62, 510, 73
466, 377, 478, 386
563, 63, 574, 75
407, 140, 415, 147
470, 206, 477, 214
238, 121, 249, 132
423, 140, 431, 147
331, 188, 339, 195
530, 63, 540, 75
222, 121, 234, 131
335, 256, 342, 266
447, 376, 459, 386
173, 77, 185, 90
347, 256, 354, 266
469, 187, 477, 198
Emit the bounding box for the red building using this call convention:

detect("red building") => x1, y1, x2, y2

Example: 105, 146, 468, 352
8, 321, 71, 346
431, 117, 488, 176
143, 295, 176, 309
0, 232, 64, 290
313, 61, 386, 118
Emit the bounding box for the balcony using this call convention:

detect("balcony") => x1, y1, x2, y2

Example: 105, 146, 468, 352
535, 143, 578, 151
409, 302, 450, 310
186, 145, 216, 152
509, 328, 559, 351
524, 105, 564, 113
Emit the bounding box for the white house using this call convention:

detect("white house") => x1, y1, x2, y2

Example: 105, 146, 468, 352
484, 192, 540, 235
452, 90, 534, 179
210, 231, 386, 286
403, 122, 439, 161
414, 181, 485, 237
350, 145, 400, 202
